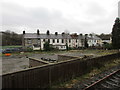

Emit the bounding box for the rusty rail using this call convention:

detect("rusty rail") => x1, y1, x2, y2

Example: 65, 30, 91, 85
84, 69, 120, 90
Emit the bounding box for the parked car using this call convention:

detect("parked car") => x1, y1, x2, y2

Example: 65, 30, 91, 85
2, 48, 22, 54
11, 48, 20, 52
2, 48, 13, 54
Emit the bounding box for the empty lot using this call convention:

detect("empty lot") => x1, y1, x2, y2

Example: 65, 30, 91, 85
1, 50, 118, 74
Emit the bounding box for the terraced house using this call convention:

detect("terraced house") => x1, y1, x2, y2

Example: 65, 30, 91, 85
22, 30, 102, 50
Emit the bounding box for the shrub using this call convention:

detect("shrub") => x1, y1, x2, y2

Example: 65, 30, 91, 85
104, 43, 113, 50
44, 41, 53, 51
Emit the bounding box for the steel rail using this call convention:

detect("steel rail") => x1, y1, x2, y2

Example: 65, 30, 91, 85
84, 69, 120, 90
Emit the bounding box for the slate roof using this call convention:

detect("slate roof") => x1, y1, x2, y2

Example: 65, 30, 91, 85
24, 33, 72, 39
24, 33, 100, 40
97, 34, 111, 40
78, 35, 85, 39
87, 35, 101, 40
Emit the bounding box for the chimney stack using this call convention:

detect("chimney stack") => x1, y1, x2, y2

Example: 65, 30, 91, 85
46, 30, 50, 35
62, 32, 65, 36
23, 31, 25, 34
55, 32, 58, 35
80, 33, 83, 36
37, 29, 40, 35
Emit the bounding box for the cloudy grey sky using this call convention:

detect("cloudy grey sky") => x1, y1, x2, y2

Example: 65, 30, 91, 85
1, 0, 119, 34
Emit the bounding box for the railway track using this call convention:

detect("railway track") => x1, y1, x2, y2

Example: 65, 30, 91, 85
73, 65, 120, 90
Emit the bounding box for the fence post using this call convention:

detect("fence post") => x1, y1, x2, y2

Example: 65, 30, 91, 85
11, 74, 15, 88
49, 66, 51, 87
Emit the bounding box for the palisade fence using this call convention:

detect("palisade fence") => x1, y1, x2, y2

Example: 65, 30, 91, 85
2, 52, 120, 88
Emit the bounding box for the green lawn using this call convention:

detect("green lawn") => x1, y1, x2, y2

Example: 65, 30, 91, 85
2, 45, 22, 49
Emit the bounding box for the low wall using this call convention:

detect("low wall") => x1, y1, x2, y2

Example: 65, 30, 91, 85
29, 58, 49, 67
2, 52, 120, 88
29, 55, 79, 68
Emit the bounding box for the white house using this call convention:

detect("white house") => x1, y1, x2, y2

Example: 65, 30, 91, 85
98, 34, 112, 45
87, 34, 102, 47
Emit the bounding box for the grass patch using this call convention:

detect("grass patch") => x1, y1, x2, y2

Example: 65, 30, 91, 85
51, 58, 120, 88
2, 45, 22, 49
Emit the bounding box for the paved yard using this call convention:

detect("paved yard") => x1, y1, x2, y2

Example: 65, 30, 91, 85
2, 56, 29, 74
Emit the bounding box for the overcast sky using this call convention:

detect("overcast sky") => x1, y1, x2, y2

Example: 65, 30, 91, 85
1, 0, 119, 34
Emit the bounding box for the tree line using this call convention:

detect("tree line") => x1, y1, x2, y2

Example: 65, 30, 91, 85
2, 30, 22, 46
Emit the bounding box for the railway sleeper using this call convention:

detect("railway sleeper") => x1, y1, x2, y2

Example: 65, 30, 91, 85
116, 74, 120, 77
112, 76, 120, 80
109, 78, 120, 83
100, 83, 113, 89
105, 81, 120, 87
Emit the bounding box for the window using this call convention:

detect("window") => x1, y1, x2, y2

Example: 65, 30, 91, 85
62, 39, 64, 43
81, 39, 84, 43
57, 39, 59, 43
76, 39, 77, 43
53, 39, 55, 43
33, 44, 40, 47
48, 39, 50, 43
69, 39, 71, 43
38, 38, 40, 44
28, 39, 32, 44
76, 45, 77, 47
43, 39, 45, 42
